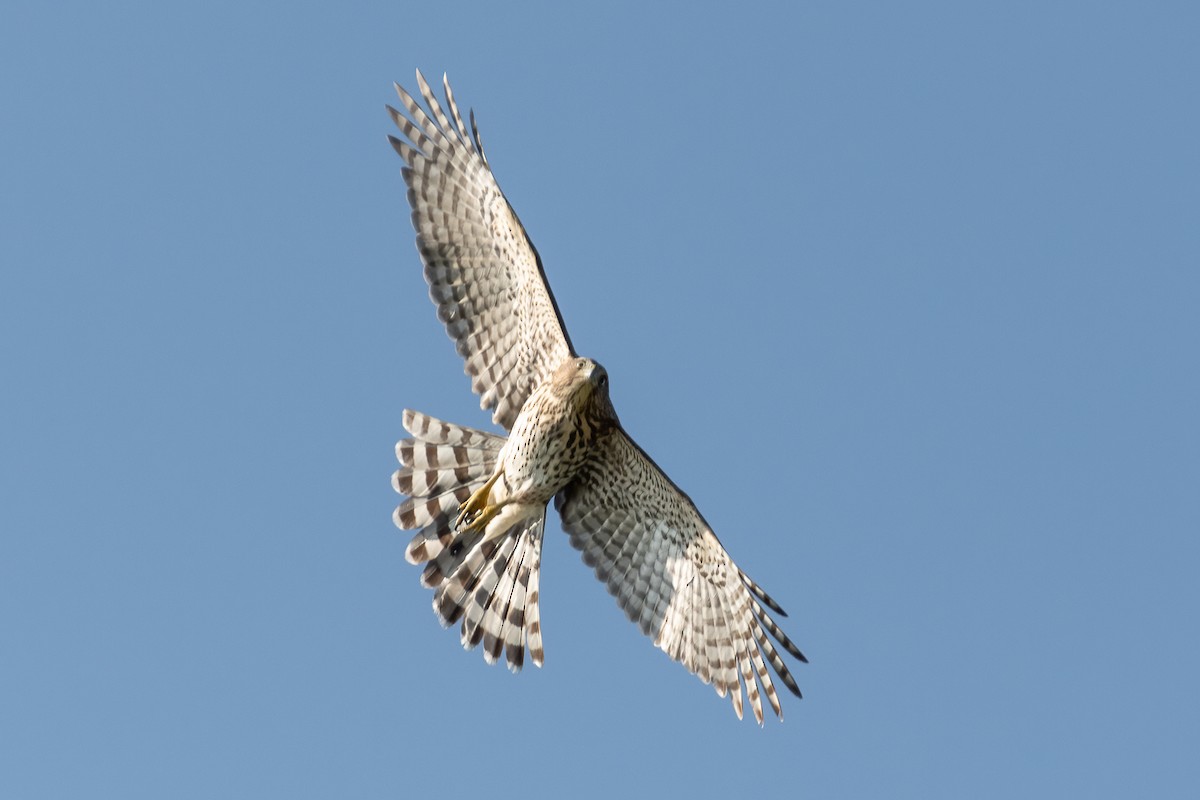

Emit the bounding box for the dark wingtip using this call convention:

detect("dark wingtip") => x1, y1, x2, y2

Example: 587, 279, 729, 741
779, 635, 807, 662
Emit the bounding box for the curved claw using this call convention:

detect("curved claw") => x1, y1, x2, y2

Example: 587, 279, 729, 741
456, 471, 502, 531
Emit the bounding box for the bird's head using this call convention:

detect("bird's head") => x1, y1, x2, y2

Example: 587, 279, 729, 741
552, 356, 618, 426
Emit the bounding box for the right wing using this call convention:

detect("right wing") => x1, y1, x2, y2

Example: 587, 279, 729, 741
388, 70, 575, 430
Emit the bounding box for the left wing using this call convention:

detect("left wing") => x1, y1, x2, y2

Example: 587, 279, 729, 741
554, 428, 806, 723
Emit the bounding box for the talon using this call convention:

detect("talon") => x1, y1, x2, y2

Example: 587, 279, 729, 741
455, 472, 502, 531
459, 503, 500, 535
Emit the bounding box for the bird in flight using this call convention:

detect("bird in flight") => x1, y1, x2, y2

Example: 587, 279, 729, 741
388, 71, 807, 722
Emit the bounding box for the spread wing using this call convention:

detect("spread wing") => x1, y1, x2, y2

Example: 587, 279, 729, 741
554, 429, 807, 723
388, 71, 575, 430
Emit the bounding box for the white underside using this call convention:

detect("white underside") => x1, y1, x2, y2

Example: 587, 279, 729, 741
481, 500, 544, 544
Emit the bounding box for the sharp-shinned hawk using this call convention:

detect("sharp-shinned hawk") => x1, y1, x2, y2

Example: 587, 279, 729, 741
389, 71, 807, 723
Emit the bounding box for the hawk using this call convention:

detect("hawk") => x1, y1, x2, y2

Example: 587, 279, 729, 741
388, 71, 807, 722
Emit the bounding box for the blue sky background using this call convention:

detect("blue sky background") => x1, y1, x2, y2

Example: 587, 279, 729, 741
3, 1, 1198, 797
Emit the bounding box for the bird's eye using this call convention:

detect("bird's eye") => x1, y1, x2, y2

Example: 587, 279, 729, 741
598, 374, 608, 388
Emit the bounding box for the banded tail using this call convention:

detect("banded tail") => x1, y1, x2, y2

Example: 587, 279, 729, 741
393, 409, 546, 671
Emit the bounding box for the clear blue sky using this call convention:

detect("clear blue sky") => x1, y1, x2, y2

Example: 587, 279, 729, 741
2, 1, 1197, 797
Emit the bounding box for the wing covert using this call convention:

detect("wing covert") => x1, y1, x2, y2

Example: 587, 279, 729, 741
554, 428, 807, 723
388, 71, 574, 430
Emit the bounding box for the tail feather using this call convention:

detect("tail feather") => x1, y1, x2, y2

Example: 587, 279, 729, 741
419, 521, 484, 588
525, 545, 545, 667
403, 408, 505, 450
395, 441, 496, 471
435, 534, 503, 626
394, 408, 548, 672
457, 532, 520, 645
393, 460, 492, 497
481, 518, 544, 671
485, 534, 529, 667
393, 483, 475, 530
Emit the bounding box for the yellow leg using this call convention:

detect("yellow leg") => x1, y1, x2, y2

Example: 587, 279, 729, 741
455, 471, 502, 532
